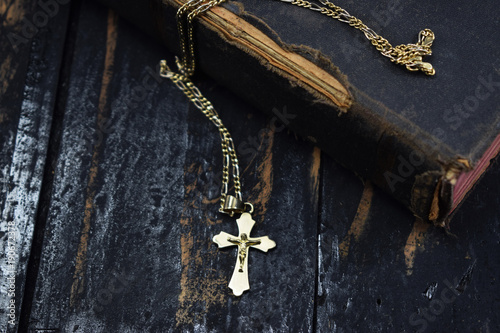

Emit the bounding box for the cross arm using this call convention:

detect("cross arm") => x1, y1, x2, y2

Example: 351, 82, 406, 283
249, 236, 276, 252
212, 231, 237, 248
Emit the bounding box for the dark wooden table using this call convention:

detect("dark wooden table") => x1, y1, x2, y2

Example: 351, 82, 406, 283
1, 1, 499, 332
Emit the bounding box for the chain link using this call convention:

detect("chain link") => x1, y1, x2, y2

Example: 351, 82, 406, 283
283, 0, 436, 75
160, 61, 243, 214
163, 0, 247, 215
176, 0, 226, 77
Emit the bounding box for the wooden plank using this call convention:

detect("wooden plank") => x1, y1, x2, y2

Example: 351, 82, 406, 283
27, 1, 320, 331
0, 0, 71, 331
317, 152, 500, 332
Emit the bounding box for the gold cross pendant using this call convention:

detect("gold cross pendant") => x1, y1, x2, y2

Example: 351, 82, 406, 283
213, 213, 276, 296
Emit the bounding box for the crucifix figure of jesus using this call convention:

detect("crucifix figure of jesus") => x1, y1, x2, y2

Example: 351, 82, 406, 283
213, 213, 276, 296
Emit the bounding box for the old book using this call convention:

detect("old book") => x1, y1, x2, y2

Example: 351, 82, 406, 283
95, 0, 500, 226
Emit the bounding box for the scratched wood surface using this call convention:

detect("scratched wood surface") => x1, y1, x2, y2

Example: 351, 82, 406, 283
0, 0, 71, 330
317, 155, 500, 332
1, 0, 499, 332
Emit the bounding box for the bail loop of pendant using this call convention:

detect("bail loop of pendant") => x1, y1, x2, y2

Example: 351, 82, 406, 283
222, 195, 254, 216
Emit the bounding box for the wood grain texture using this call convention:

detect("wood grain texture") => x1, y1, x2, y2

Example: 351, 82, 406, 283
0, 0, 70, 331
27, 2, 186, 330
69, 9, 119, 309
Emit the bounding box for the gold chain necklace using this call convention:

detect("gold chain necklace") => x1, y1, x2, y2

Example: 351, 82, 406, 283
160, 0, 436, 296
161, 0, 276, 297
281, 0, 436, 75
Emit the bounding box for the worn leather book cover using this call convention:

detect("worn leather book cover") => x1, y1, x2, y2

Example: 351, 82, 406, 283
95, 0, 500, 226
